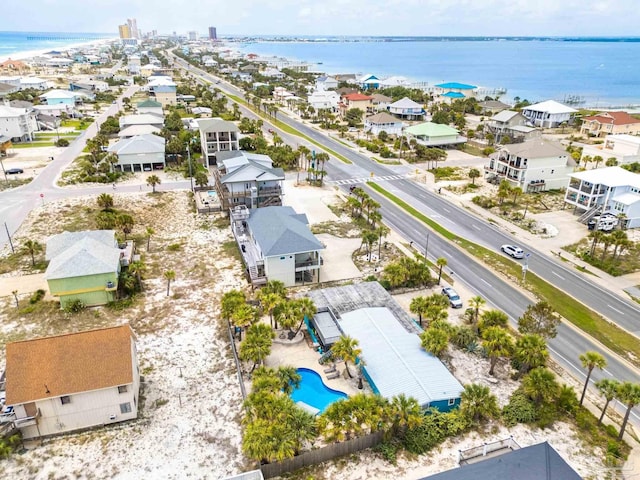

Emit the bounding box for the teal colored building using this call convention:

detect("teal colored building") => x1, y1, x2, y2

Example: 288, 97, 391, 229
44, 231, 127, 308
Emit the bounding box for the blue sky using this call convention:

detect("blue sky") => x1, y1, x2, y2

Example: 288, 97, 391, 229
5, 0, 640, 36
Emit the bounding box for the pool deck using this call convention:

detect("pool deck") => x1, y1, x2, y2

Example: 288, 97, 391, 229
266, 331, 367, 398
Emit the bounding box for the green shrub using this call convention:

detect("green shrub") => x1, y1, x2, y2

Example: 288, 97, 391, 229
403, 409, 468, 455
535, 403, 559, 429
29, 289, 45, 304
374, 440, 399, 464
64, 299, 86, 313
471, 195, 496, 209
55, 138, 70, 147
502, 391, 537, 426
451, 326, 476, 349
482, 147, 496, 156
167, 243, 182, 252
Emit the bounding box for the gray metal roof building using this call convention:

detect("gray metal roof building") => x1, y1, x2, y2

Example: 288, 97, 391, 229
421, 442, 582, 480
339, 307, 463, 409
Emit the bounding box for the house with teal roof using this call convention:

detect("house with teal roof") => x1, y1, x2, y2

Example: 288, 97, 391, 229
404, 122, 466, 147
435, 82, 477, 98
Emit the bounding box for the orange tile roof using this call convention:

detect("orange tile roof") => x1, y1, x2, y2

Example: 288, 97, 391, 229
5, 324, 135, 405
343, 93, 374, 101
583, 111, 640, 126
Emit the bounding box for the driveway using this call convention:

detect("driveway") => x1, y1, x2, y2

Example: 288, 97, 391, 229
0, 273, 48, 298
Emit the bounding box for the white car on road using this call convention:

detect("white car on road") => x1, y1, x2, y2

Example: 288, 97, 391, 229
501, 244, 525, 259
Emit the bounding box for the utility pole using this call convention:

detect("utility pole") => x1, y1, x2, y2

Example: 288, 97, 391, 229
187, 144, 194, 191
424, 232, 430, 263
4, 221, 14, 253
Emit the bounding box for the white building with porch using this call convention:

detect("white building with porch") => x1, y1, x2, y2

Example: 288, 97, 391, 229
484, 139, 575, 192
108, 134, 166, 172
230, 206, 324, 287
197, 117, 240, 166
521, 100, 577, 128
564, 167, 640, 229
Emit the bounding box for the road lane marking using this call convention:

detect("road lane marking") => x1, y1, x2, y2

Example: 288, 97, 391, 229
552, 271, 565, 280
480, 278, 492, 287
607, 305, 625, 315
472, 224, 482, 231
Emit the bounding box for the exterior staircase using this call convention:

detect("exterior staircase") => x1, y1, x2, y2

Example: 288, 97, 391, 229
318, 350, 334, 365
578, 205, 601, 224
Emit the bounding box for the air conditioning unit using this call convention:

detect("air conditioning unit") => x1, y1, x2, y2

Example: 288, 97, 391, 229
109, 414, 116, 421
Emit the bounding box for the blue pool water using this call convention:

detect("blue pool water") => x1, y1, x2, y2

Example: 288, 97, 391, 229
290, 368, 347, 413
207, 190, 217, 197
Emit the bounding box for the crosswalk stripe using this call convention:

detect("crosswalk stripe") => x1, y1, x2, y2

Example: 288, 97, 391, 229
327, 173, 414, 185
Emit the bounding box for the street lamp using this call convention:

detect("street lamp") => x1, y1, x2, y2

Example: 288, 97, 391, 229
186, 143, 194, 192
424, 232, 430, 263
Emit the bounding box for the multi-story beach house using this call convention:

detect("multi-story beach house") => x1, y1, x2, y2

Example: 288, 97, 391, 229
0, 103, 38, 142
212, 151, 284, 210
564, 166, 640, 229
39, 89, 90, 106
484, 138, 575, 192
479, 99, 511, 115
315, 76, 338, 91
308, 90, 340, 112
136, 99, 163, 116
581, 134, 640, 166
435, 82, 478, 98
119, 113, 164, 130
387, 97, 425, 120
404, 122, 466, 147
521, 100, 577, 128
359, 74, 380, 90
579, 111, 640, 137
108, 134, 166, 172
487, 110, 540, 143
364, 112, 405, 136
339, 93, 374, 121
230, 205, 324, 287
4, 324, 140, 440
197, 117, 240, 166
371, 93, 393, 112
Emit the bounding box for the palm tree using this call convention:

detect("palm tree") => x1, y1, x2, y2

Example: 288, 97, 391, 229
514, 334, 548, 378
332, 335, 362, 378
616, 382, 640, 440
468, 168, 481, 185
231, 303, 258, 341
146, 227, 155, 251
376, 224, 390, 259
478, 309, 509, 331
410, 296, 429, 327
277, 366, 302, 395
97, 193, 114, 210
117, 213, 134, 239
469, 295, 486, 333
436, 257, 447, 285
595, 378, 619, 425
424, 304, 448, 327
460, 383, 499, 423
11, 290, 18, 308
221, 289, 246, 322
22, 239, 43, 267
274, 300, 300, 334
293, 297, 317, 336
482, 326, 514, 376
240, 323, 275, 372
163, 270, 175, 296
420, 327, 449, 358
578, 351, 607, 406
147, 174, 161, 193
360, 230, 378, 261
522, 367, 560, 406
128, 260, 146, 291
588, 229, 604, 257
257, 291, 282, 329
389, 394, 423, 437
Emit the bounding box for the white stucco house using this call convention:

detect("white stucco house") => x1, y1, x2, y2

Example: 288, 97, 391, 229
119, 113, 164, 129
197, 117, 240, 166
19, 76, 50, 90
108, 134, 166, 172
581, 134, 640, 167
387, 97, 425, 120
307, 90, 340, 111
487, 110, 540, 143
0, 104, 38, 142
365, 112, 405, 136
564, 167, 640, 229
4, 324, 140, 440
213, 151, 284, 210
484, 138, 575, 192
230, 205, 325, 287
315, 76, 338, 91
521, 100, 577, 128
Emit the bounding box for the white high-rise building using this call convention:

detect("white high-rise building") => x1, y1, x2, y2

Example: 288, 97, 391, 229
188, 31, 198, 41
127, 18, 139, 39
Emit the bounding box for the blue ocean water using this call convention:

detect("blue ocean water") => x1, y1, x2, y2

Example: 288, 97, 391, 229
239, 39, 640, 107
0, 31, 111, 59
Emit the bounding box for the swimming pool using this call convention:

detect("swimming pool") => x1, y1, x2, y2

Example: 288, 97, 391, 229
290, 368, 347, 414
207, 190, 217, 198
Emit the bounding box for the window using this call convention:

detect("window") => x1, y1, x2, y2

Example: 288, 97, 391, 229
118, 385, 128, 394
120, 402, 132, 414
60, 396, 71, 405
448, 398, 455, 406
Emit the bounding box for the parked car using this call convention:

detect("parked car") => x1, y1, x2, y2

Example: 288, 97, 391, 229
501, 244, 525, 259
6, 168, 23, 174
442, 287, 463, 308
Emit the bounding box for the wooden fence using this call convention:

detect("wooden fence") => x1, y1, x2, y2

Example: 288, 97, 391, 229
260, 431, 384, 479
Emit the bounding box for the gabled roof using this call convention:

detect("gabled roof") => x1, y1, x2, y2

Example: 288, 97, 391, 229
366, 112, 403, 125
120, 113, 164, 126
359, 74, 378, 82
45, 230, 115, 261
523, 100, 578, 114
405, 122, 459, 137
0, 83, 17, 94
247, 206, 324, 257
570, 166, 640, 188
45, 236, 121, 280
500, 138, 568, 159
219, 151, 274, 171
108, 134, 165, 155
197, 117, 239, 133
582, 111, 640, 126
371, 93, 393, 103
0, 105, 31, 118
343, 93, 374, 101
117, 124, 161, 137
492, 110, 523, 122
389, 97, 423, 109
220, 160, 284, 184
435, 82, 477, 90
5, 325, 135, 405
40, 89, 79, 99
136, 99, 162, 108
421, 442, 582, 480
479, 99, 511, 110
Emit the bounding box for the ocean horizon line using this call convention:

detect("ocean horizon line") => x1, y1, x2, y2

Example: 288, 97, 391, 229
224, 35, 640, 43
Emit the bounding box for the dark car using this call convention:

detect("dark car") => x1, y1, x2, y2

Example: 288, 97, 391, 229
6, 168, 23, 174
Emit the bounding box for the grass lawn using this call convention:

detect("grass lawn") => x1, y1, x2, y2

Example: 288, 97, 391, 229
367, 181, 640, 368
11, 142, 55, 148
62, 120, 92, 130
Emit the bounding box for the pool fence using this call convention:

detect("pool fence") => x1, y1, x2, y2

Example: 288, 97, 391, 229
260, 431, 384, 479
458, 435, 520, 465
